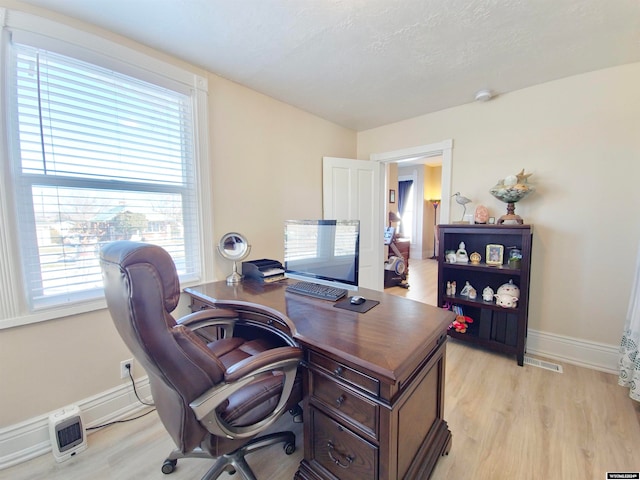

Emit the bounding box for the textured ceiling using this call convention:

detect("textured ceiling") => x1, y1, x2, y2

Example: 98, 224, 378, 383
17, 0, 640, 131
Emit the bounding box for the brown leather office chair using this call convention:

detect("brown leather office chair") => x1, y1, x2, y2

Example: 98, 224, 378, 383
100, 241, 303, 480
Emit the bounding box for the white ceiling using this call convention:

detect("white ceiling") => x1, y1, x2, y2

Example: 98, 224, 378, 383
17, 0, 640, 131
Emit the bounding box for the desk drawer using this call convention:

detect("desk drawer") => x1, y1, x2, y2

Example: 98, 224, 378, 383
311, 372, 378, 438
309, 351, 379, 397
311, 407, 378, 480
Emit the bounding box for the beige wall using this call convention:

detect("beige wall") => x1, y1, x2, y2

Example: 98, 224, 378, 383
208, 74, 356, 279
358, 62, 640, 346
424, 165, 442, 257
387, 163, 399, 216
0, 3, 356, 427
424, 165, 442, 203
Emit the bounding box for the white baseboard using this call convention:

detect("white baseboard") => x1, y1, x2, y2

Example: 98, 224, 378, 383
527, 329, 619, 374
0, 330, 621, 470
0, 377, 151, 470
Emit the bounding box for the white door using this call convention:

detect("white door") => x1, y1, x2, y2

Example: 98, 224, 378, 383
323, 157, 383, 291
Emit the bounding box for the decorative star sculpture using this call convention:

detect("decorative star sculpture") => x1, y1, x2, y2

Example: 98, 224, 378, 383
515, 169, 533, 184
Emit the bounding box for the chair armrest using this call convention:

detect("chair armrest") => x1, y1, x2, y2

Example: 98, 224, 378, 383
190, 346, 302, 439
225, 346, 302, 383
177, 308, 239, 341
178, 305, 298, 348
178, 308, 238, 329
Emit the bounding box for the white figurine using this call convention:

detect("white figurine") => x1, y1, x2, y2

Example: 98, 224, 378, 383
482, 286, 494, 302
456, 242, 469, 263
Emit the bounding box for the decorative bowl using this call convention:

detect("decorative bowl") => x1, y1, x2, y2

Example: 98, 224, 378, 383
489, 175, 534, 203
489, 169, 534, 224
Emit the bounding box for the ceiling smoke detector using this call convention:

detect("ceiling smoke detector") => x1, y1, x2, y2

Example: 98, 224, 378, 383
474, 89, 494, 102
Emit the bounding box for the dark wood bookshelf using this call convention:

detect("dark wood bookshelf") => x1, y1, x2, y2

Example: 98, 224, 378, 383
437, 224, 533, 365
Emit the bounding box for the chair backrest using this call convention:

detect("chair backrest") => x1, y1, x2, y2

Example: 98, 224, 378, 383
100, 241, 224, 453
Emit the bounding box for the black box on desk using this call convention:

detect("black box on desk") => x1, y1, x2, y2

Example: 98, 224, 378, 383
241, 259, 285, 283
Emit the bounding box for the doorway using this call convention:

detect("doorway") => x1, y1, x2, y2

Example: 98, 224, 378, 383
371, 139, 453, 263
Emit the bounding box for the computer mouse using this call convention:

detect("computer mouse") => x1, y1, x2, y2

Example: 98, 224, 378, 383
350, 295, 366, 305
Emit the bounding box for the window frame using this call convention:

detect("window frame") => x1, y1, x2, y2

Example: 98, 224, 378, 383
0, 8, 212, 328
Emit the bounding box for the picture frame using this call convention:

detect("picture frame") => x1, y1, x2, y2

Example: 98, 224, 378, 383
486, 244, 504, 265
389, 189, 396, 203
488, 217, 496, 224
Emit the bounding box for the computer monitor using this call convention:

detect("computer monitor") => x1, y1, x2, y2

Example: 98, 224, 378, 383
284, 219, 359, 291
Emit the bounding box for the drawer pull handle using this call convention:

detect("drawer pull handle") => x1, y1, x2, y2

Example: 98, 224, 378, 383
334, 366, 343, 376
335, 395, 346, 407
327, 442, 353, 469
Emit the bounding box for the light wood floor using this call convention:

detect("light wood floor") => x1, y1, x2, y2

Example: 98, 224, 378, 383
5, 259, 640, 480
384, 257, 439, 307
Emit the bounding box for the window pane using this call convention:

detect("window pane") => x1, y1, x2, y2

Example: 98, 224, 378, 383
28, 186, 191, 300
15, 45, 192, 185
10, 43, 200, 309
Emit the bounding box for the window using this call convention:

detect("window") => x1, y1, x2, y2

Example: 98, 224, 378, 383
0, 10, 210, 324
397, 179, 414, 239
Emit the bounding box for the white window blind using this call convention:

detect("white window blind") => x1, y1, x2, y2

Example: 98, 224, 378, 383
7, 42, 201, 311
284, 223, 357, 261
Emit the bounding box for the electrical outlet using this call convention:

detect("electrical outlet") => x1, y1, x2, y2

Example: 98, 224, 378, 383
120, 359, 133, 379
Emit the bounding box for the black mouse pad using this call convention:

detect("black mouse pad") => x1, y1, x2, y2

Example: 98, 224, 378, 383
333, 298, 379, 313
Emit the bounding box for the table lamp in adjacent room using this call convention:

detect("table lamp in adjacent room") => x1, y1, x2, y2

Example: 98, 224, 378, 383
388, 210, 401, 228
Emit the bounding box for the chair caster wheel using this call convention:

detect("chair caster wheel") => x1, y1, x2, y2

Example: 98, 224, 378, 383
161, 459, 177, 474
284, 442, 296, 455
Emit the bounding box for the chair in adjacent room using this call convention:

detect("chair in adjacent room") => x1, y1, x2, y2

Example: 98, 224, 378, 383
100, 241, 303, 480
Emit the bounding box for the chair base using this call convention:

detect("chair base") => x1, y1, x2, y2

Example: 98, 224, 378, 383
163, 431, 296, 480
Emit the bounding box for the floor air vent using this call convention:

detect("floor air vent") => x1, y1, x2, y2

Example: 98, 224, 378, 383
523, 356, 563, 373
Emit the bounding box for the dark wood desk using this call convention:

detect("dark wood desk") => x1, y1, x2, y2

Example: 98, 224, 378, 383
185, 280, 453, 480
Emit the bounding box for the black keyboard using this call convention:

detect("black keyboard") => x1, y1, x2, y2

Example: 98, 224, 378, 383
286, 281, 348, 301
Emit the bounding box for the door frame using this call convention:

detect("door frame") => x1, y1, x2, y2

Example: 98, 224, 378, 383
370, 139, 453, 279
